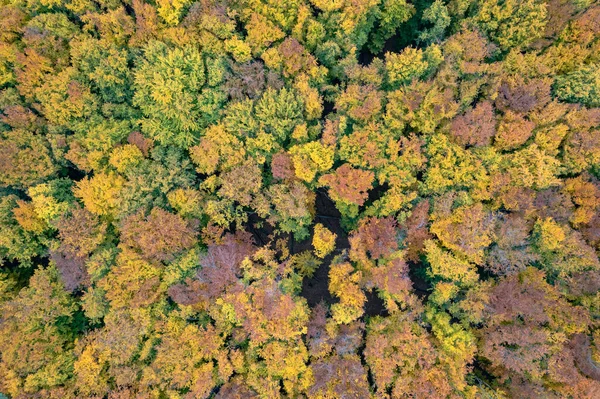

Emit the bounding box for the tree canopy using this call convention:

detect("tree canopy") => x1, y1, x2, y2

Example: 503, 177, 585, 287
1, 0, 600, 398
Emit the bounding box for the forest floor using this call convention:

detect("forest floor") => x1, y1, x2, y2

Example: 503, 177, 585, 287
244, 189, 392, 316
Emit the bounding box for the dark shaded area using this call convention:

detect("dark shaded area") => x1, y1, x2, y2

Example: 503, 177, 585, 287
244, 189, 432, 308
362, 182, 390, 211
61, 164, 86, 182
358, 0, 437, 66
301, 246, 337, 307
470, 357, 500, 392
240, 190, 348, 307
301, 189, 348, 307
244, 212, 274, 247
364, 289, 389, 317
407, 260, 431, 299
358, 32, 406, 66
1, 255, 48, 292
322, 100, 335, 117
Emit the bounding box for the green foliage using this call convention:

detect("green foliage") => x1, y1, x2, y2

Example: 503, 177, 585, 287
254, 87, 305, 142
0, 194, 47, 267
369, 0, 415, 52
554, 63, 600, 107
0, 266, 78, 396
473, 0, 548, 51
419, 0, 451, 44
133, 41, 224, 146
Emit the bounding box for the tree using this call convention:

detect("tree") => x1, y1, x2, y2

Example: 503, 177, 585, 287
55, 206, 107, 259
133, 41, 223, 146
494, 110, 535, 150
369, 0, 415, 52
312, 223, 336, 258
271, 151, 295, 180
329, 260, 366, 324
425, 240, 479, 287
50, 251, 89, 293
419, 0, 451, 44
385, 47, 430, 88
403, 200, 432, 262
349, 216, 398, 265
70, 37, 133, 103
0, 266, 78, 396
0, 129, 57, 189
422, 133, 489, 196
450, 101, 496, 147
479, 267, 596, 396
141, 316, 225, 398
224, 61, 280, 101
0, 195, 47, 267
430, 202, 494, 265
289, 141, 335, 183
308, 354, 371, 398
336, 84, 383, 124
365, 314, 463, 398
35, 67, 99, 129
74, 172, 126, 218
189, 123, 246, 175
218, 161, 263, 207
486, 213, 538, 275
268, 181, 315, 239
533, 217, 600, 279
473, 0, 549, 51
318, 163, 374, 207
254, 87, 305, 142
564, 174, 600, 227
120, 207, 198, 263
2, 0, 600, 396
554, 63, 600, 107
195, 231, 256, 302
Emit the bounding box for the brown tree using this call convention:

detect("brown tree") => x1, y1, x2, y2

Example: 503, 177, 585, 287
120, 207, 197, 262
403, 200, 432, 262
349, 216, 398, 263
55, 206, 107, 259
450, 101, 496, 147
319, 164, 374, 206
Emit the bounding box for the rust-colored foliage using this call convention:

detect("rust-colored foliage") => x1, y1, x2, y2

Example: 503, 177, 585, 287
309, 355, 371, 398
404, 200, 432, 262
271, 151, 295, 180
277, 38, 317, 78
319, 164, 374, 206
494, 110, 535, 150
486, 214, 538, 275
56, 206, 107, 259
480, 268, 593, 391
215, 376, 259, 399
365, 315, 454, 398
198, 231, 255, 299
120, 207, 197, 262
450, 101, 496, 147
570, 334, 600, 381
495, 79, 551, 115
127, 131, 154, 156
349, 216, 398, 262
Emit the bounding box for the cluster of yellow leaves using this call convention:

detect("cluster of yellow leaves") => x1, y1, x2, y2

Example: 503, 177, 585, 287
312, 223, 337, 258
74, 172, 125, 218
329, 261, 365, 324
290, 141, 335, 183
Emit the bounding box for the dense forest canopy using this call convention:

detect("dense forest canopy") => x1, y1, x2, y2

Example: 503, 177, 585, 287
1, 0, 600, 397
